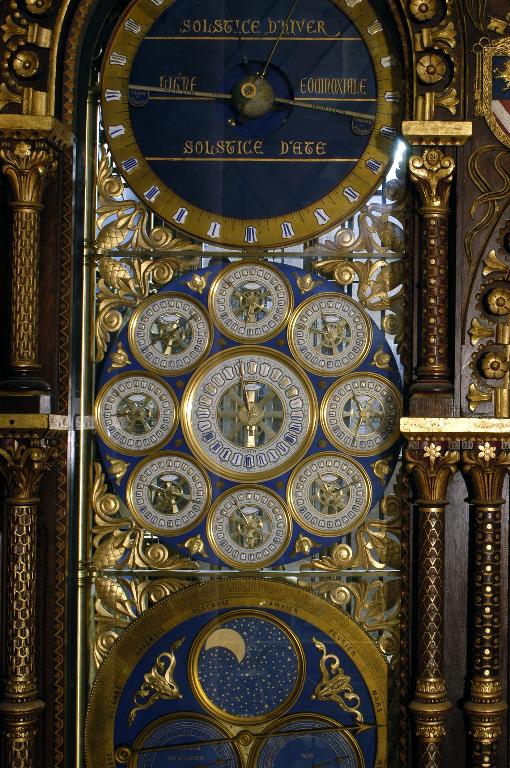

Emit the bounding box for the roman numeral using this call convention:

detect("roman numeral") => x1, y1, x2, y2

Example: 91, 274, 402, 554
109, 51, 127, 66
281, 222, 295, 239
173, 207, 188, 224
144, 185, 160, 202
381, 55, 397, 68
314, 208, 330, 225
124, 18, 141, 34
343, 186, 360, 203
108, 124, 125, 138
121, 157, 138, 173
207, 221, 221, 238
366, 158, 383, 174
104, 89, 121, 101
385, 91, 401, 102
244, 226, 257, 243
380, 126, 397, 139
367, 20, 383, 35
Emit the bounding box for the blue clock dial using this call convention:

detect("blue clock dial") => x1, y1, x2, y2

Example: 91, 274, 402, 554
101, 0, 402, 246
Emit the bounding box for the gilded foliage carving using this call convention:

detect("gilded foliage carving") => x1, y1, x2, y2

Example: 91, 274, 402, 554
462, 442, 510, 500
312, 637, 363, 722
96, 146, 200, 254
304, 495, 401, 571
91, 462, 199, 571
301, 577, 400, 658
128, 637, 184, 724
0, 436, 57, 498
94, 575, 191, 667
0, 138, 57, 203
408, 148, 454, 210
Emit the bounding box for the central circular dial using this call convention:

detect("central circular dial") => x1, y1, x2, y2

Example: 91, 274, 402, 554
181, 347, 317, 481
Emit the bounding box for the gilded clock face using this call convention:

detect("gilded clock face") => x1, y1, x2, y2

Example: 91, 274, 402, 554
287, 452, 371, 536
209, 261, 293, 342
95, 372, 178, 454
288, 293, 372, 376
100, 0, 401, 247
126, 452, 210, 534
207, 486, 292, 568
128, 292, 212, 374
321, 372, 401, 456
248, 714, 364, 768
181, 347, 317, 481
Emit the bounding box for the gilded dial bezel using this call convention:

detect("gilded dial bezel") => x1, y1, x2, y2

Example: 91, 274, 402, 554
100, 0, 402, 248
287, 452, 372, 537
321, 372, 401, 456
128, 291, 213, 375
246, 713, 364, 768
126, 450, 211, 535
189, 609, 305, 724
207, 485, 292, 568
95, 371, 178, 455
209, 261, 293, 342
181, 346, 318, 482
287, 293, 372, 376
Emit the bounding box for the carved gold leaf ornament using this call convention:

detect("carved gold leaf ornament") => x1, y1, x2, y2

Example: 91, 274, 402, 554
105, 455, 129, 486
483, 248, 508, 276
295, 274, 320, 293
128, 637, 185, 725
107, 340, 131, 371
186, 271, 211, 294
416, 53, 447, 84
292, 533, 319, 556
311, 637, 363, 722
305, 495, 401, 571
93, 576, 190, 667
467, 382, 493, 412
468, 317, 494, 345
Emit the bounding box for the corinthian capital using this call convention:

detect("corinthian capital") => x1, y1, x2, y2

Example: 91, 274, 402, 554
408, 147, 455, 211
0, 137, 57, 205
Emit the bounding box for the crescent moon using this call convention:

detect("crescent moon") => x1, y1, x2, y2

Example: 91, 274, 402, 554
204, 628, 246, 663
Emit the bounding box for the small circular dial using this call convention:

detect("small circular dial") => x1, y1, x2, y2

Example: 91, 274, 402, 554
95, 372, 178, 454
248, 714, 363, 768
288, 453, 371, 536
209, 261, 293, 342
118, 713, 241, 767
127, 452, 210, 534
128, 292, 212, 374
207, 486, 291, 568
321, 373, 401, 456
288, 293, 372, 376
189, 611, 304, 723
181, 347, 317, 481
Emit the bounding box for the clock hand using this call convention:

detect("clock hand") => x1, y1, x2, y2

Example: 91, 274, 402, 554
274, 95, 375, 121
260, 0, 299, 78
128, 83, 232, 101
128, 83, 375, 123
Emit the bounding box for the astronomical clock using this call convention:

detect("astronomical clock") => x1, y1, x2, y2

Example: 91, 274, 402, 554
86, 0, 405, 766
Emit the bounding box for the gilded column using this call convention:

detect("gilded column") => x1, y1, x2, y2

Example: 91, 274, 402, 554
0, 131, 57, 392
462, 440, 509, 768
0, 429, 57, 767
405, 438, 458, 768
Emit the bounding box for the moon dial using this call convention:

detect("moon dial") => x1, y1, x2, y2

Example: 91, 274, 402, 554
190, 611, 304, 723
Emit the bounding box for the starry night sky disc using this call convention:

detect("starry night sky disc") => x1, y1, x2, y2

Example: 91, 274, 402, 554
193, 614, 303, 721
